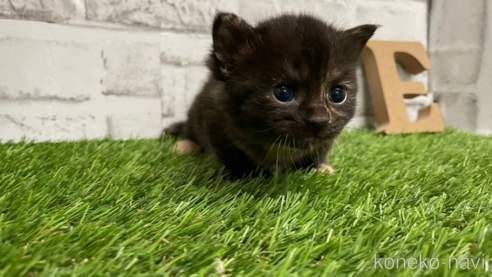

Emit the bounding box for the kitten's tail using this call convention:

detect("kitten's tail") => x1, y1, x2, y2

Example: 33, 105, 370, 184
163, 121, 186, 137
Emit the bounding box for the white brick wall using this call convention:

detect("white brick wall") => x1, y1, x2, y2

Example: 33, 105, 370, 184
0, 0, 430, 142
429, 0, 492, 135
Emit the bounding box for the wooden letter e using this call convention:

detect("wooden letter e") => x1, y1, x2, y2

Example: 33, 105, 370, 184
362, 41, 444, 134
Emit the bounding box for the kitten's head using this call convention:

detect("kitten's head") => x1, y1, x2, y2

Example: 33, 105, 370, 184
208, 12, 377, 149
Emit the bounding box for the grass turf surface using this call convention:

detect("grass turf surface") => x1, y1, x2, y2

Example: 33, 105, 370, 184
0, 128, 491, 276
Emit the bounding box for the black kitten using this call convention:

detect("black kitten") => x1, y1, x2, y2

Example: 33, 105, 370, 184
165, 12, 378, 178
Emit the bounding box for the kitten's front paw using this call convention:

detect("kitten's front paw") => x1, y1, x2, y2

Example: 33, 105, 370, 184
317, 163, 334, 174
174, 139, 202, 154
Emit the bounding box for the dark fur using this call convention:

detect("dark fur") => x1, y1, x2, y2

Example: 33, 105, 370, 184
165, 12, 377, 178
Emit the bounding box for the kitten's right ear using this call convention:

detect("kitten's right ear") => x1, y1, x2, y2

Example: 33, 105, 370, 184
342, 24, 379, 60
212, 12, 255, 73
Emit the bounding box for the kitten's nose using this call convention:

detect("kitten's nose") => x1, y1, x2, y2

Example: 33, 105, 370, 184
307, 116, 329, 135
306, 102, 330, 135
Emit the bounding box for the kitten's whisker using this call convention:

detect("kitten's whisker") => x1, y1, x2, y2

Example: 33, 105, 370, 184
334, 139, 345, 160
262, 135, 282, 170
255, 127, 276, 133
276, 135, 283, 173
254, 135, 276, 173
287, 135, 298, 171
283, 135, 289, 173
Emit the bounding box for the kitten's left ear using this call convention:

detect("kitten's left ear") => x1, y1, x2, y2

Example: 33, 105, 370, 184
343, 24, 379, 58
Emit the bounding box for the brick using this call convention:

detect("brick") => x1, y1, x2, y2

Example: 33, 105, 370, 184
429, 0, 485, 48
103, 39, 161, 97
85, 0, 239, 32
161, 66, 186, 118
429, 50, 482, 87
0, 0, 78, 22
0, 20, 164, 100
161, 65, 209, 121
160, 65, 209, 134
101, 96, 164, 140
0, 18, 163, 100
160, 32, 211, 66
428, 0, 492, 135
429, 0, 486, 88
0, 114, 105, 142
108, 113, 162, 140
436, 92, 478, 132
0, 25, 101, 101
0, 20, 164, 142
476, 2, 492, 135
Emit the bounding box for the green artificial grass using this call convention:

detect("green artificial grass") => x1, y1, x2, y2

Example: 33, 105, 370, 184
1, 128, 491, 276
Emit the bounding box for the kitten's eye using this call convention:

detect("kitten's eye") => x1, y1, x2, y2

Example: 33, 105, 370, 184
329, 86, 347, 104
273, 84, 294, 102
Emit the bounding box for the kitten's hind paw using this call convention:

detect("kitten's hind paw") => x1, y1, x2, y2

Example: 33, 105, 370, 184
317, 163, 334, 175
174, 139, 202, 154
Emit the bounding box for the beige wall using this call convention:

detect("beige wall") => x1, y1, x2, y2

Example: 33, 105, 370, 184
1, 0, 429, 142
